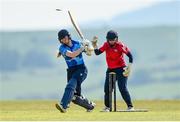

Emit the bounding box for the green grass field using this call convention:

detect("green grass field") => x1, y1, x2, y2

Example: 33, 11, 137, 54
0, 100, 180, 121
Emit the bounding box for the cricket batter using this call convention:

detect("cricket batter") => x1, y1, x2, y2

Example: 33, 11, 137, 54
55, 29, 95, 113
92, 30, 134, 112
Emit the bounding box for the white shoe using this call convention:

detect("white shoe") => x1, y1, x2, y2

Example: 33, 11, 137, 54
91, 101, 96, 106
127, 106, 134, 111
101, 106, 110, 112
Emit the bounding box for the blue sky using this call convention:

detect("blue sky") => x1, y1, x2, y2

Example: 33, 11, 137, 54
0, 0, 174, 31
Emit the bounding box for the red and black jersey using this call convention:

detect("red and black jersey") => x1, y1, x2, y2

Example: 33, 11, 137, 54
98, 41, 130, 69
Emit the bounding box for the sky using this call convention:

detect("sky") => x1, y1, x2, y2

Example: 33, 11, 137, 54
0, 0, 174, 31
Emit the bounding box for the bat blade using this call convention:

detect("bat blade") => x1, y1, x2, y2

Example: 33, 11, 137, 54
68, 11, 84, 40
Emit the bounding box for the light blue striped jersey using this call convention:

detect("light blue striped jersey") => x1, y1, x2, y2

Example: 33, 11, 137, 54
59, 40, 84, 68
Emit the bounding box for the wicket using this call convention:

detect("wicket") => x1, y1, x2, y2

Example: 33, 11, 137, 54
108, 72, 148, 112
109, 72, 117, 112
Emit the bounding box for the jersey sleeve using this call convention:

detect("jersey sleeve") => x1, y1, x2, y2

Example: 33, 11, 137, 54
99, 42, 107, 52
121, 43, 130, 55
76, 41, 81, 49
59, 46, 67, 57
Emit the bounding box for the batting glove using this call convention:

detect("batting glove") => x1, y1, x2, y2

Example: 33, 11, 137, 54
84, 45, 92, 56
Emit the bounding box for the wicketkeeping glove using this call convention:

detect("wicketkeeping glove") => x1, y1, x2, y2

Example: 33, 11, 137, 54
123, 63, 132, 77
91, 36, 98, 49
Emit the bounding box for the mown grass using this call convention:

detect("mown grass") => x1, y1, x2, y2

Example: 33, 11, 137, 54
0, 100, 180, 121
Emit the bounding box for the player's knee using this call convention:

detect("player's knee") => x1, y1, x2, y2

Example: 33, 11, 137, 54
65, 83, 76, 91
119, 87, 128, 93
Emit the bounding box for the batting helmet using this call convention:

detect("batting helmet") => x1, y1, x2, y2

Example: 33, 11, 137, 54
58, 29, 70, 40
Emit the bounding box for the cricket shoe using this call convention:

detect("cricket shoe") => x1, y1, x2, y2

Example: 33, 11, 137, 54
67, 103, 70, 108
90, 101, 96, 107
86, 102, 96, 112
101, 106, 110, 112
127, 106, 135, 111
55, 103, 66, 113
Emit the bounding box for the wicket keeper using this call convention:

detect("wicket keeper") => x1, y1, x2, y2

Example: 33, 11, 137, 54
92, 30, 134, 112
